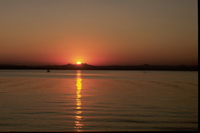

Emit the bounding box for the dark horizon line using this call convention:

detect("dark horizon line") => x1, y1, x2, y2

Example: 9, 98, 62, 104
0, 63, 198, 67
0, 63, 198, 71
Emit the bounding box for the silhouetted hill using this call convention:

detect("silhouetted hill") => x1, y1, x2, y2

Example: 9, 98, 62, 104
0, 64, 198, 71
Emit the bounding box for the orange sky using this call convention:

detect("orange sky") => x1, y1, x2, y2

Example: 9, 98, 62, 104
0, 0, 198, 66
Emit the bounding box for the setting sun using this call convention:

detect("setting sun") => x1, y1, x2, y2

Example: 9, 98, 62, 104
76, 61, 82, 65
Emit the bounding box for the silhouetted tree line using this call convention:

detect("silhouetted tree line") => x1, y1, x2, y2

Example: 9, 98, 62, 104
0, 63, 198, 71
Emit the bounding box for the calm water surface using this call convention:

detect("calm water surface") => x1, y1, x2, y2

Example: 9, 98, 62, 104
0, 70, 198, 131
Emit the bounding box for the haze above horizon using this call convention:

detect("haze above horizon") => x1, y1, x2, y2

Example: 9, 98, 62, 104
0, 0, 198, 66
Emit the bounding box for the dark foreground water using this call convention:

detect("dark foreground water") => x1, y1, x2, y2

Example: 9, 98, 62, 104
0, 70, 198, 131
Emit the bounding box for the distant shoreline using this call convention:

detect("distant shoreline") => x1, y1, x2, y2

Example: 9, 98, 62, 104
0, 64, 198, 71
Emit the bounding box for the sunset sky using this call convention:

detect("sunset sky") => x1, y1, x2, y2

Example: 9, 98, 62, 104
0, 0, 198, 66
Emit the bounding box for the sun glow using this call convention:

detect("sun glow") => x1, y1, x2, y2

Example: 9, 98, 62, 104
76, 61, 82, 65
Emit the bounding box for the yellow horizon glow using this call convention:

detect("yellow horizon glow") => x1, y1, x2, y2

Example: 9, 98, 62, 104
76, 61, 82, 65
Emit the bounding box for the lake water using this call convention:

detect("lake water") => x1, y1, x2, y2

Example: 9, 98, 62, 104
0, 70, 198, 131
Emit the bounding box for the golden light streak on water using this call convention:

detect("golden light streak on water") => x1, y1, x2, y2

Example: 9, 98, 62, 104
74, 70, 83, 132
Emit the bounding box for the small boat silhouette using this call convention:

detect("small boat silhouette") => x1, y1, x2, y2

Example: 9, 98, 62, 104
47, 69, 50, 72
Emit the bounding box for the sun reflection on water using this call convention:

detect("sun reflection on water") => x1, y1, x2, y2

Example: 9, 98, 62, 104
74, 70, 83, 132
